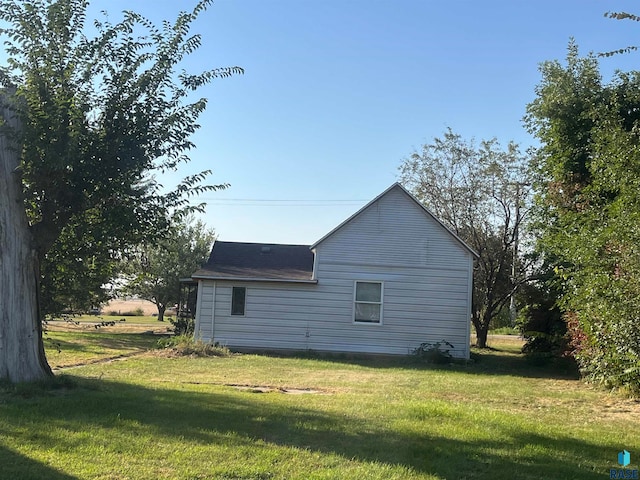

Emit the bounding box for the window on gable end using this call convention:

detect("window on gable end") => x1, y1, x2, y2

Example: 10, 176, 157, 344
354, 281, 383, 324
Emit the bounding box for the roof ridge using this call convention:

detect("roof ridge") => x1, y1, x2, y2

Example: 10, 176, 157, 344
214, 240, 311, 248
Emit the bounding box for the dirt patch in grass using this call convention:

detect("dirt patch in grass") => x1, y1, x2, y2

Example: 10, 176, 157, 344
597, 399, 640, 421
228, 384, 327, 395
52, 351, 147, 371
155, 378, 330, 395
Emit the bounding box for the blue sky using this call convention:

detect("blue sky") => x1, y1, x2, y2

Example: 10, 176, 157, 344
93, 0, 640, 245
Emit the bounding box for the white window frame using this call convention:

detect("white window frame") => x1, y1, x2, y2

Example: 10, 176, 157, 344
231, 286, 246, 316
353, 280, 383, 325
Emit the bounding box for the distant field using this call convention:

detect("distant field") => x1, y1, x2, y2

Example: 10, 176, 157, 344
102, 298, 160, 316
47, 298, 177, 329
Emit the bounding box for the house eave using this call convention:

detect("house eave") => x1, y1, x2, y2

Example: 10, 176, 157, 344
191, 275, 318, 284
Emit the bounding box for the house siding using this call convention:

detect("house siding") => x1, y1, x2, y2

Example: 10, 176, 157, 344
195, 186, 473, 359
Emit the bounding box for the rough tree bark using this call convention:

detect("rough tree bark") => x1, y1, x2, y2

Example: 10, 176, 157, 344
0, 96, 52, 382
472, 315, 489, 349
156, 302, 166, 323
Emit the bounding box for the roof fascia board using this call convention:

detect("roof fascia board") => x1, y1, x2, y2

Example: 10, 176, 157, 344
191, 275, 318, 284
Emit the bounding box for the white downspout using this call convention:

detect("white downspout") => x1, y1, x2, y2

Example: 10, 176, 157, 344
194, 280, 204, 340
211, 281, 216, 343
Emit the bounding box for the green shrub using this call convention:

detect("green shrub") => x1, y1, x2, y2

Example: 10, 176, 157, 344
169, 316, 195, 336
411, 340, 455, 364
517, 276, 569, 358
157, 335, 230, 357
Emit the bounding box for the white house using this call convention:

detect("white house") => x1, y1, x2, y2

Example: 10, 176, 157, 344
190, 183, 477, 359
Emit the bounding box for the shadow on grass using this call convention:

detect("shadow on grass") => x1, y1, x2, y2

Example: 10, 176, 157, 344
0, 444, 79, 479
466, 348, 580, 380
0, 377, 609, 479
246, 347, 581, 381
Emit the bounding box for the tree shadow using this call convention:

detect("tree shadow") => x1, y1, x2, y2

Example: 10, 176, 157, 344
466, 349, 580, 380
0, 444, 79, 479
0, 377, 611, 479
249, 348, 581, 381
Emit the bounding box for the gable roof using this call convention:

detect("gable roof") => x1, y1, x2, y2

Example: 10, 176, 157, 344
310, 182, 479, 258
192, 241, 316, 283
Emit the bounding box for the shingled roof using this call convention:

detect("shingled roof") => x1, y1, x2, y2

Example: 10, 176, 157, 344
192, 241, 316, 283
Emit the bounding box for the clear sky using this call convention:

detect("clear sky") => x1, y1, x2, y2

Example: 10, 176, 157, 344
92, 0, 640, 245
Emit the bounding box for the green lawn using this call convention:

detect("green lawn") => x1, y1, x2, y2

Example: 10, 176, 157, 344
44, 332, 160, 369
0, 333, 637, 479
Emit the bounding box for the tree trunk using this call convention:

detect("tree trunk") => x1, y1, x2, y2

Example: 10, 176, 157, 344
0, 96, 52, 382
472, 314, 489, 348
475, 326, 489, 348
157, 303, 166, 322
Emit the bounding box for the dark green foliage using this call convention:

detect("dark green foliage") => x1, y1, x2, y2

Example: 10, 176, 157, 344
525, 43, 640, 394
518, 280, 567, 357
169, 315, 195, 336
411, 340, 455, 364
157, 334, 230, 357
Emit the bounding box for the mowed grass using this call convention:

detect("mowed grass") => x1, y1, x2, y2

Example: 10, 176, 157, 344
44, 332, 160, 369
0, 333, 637, 480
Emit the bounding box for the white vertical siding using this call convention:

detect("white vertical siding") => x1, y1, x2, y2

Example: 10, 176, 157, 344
196, 282, 213, 341
195, 186, 473, 358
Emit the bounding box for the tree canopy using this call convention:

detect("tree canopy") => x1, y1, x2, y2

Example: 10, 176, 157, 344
525, 43, 640, 393
399, 129, 532, 348
1, 0, 241, 315
124, 217, 215, 326
0, 0, 241, 381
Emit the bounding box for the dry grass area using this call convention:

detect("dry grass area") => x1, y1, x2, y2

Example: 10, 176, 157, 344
102, 298, 158, 315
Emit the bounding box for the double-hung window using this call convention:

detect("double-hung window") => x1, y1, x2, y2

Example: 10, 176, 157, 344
354, 281, 383, 324
231, 287, 246, 316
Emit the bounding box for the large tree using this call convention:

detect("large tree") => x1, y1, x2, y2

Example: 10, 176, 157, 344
525, 43, 640, 393
0, 0, 241, 382
399, 129, 532, 348
124, 217, 214, 324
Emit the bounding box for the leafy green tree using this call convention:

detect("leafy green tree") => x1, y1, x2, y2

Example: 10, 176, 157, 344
399, 129, 532, 348
0, 0, 241, 382
125, 217, 214, 325
525, 43, 640, 393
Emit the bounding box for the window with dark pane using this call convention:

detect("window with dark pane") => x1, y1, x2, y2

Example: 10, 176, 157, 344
231, 286, 246, 316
